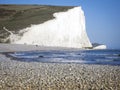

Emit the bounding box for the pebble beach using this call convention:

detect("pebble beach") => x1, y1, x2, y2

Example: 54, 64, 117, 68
0, 44, 120, 90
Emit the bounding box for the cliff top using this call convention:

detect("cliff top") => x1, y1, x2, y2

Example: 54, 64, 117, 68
0, 5, 73, 42
0, 5, 73, 31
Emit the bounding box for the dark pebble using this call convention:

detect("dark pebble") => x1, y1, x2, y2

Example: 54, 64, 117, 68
39, 55, 44, 58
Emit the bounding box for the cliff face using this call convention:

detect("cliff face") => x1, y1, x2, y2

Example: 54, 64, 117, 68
12, 7, 92, 48
0, 5, 73, 42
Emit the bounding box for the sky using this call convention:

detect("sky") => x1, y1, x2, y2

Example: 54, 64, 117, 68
0, 0, 120, 49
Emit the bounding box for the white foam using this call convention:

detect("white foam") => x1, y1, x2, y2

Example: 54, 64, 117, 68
12, 7, 92, 48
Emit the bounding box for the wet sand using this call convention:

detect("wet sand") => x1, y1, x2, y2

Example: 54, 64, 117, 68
0, 44, 120, 90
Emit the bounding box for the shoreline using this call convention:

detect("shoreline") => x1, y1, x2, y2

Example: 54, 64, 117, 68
0, 54, 120, 90
0, 43, 84, 53
0, 44, 120, 89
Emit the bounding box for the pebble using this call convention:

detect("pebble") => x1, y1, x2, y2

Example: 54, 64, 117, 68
0, 54, 120, 90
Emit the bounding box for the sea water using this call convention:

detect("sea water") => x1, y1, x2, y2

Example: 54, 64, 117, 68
8, 49, 120, 65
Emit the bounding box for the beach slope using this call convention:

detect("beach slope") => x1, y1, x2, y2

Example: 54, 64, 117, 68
0, 44, 120, 90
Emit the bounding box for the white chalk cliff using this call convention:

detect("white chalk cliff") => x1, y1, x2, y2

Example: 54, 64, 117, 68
93, 45, 107, 49
12, 7, 92, 48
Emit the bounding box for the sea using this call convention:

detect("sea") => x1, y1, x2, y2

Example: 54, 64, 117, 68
7, 49, 120, 65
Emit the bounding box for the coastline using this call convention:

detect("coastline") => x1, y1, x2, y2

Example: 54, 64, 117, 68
0, 44, 120, 89
0, 43, 83, 53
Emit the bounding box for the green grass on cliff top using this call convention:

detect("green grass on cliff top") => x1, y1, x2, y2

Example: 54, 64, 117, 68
0, 4, 73, 42
0, 5, 73, 31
